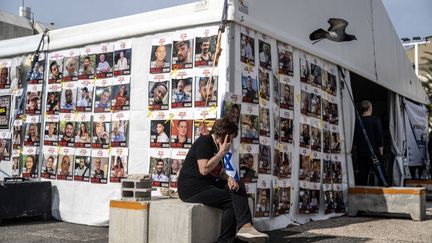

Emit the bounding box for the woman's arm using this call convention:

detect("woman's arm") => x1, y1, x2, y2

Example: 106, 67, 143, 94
197, 151, 224, 176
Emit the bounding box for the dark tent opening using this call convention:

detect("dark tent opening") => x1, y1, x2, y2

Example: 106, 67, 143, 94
350, 72, 395, 185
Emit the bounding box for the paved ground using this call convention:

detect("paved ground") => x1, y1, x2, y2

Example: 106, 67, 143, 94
1, 209, 432, 243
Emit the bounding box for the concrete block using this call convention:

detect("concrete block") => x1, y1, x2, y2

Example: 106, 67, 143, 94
109, 200, 149, 243
348, 186, 426, 221
148, 199, 222, 243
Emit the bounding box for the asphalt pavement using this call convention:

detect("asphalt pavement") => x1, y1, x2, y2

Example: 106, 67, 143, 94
1, 207, 432, 243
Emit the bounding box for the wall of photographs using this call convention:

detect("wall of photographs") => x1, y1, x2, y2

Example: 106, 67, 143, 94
220, 25, 347, 226
2, 39, 132, 185
146, 26, 223, 188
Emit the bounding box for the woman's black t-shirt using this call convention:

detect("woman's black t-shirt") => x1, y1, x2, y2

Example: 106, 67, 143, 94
178, 135, 223, 200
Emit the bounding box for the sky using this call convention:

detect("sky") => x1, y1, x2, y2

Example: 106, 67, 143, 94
0, 0, 431, 40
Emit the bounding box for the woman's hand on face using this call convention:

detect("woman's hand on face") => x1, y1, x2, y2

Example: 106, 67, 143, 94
218, 134, 231, 154
227, 176, 239, 192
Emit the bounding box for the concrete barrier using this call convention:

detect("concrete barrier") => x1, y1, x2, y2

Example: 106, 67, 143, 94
109, 200, 149, 243
148, 199, 222, 243
348, 186, 426, 221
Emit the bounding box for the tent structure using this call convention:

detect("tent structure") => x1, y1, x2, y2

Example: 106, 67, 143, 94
0, 0, 428, 231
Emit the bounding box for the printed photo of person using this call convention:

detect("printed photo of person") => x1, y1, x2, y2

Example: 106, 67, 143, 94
329, 102, 339, 125
322, 99, 330, 122
41, 154, 57, 179
240, 33, 255, 65
310, 126, 321, 151
195, 36, 216, 67
0, 66, 10, 88
194, 76, 218, 107
171, 120, 192, 149
255, 188, 270, 217
76, 87, 93, 112
310, 93, 321, 118
171, 78, 193, 108
59, 121, 75, 147
300, 90, 310, 115
172, 39, 194, 69
12, 157, 19, 176
150, 157, 170, 187
259, 107, 270, 137
331, 132, 341, 154
274, 112, 280, 141
324, 190, 334, 214
94, 86, 111, 112
110, 155, 127, 182
79, 55, 96, 79
242, 74, 258, 103
323, 130, 331, 153
273, 149, 281, 177
299, 154, 310, 181
44, 122, 59, 146
300, 57, 310, 83
149, 81, 169, 110
169, 158, 183, 188
258, 145, 271, 174
278, 48, 293, 76
150, 44, 171, 74
309, 159, 321, 183
57, 154, 73, 180
48, 60, 63, 83
111, 120, 128, 147
74, 122, 92, 147
258, 68, 270, 100
280, 84, 294, 110
240, 114, 259, 144
92, 122, 110, 149
74, 156, 91, 181
111, 84, 130, 111
13, 124, 22, 149
279, 151, 292, 178
24, 123, 40, 146
309, 190, 320, 212
239, 153, 258, 183
25, 91, 41, 115
29, 60, 45, 83
280, 118, 293, 143
110, 155, 126, 181
193, 119, 214, 140
91, 157, 108, 183
46, 91, 60, 114
258, 40, 271, 70
222, 101, 241, 126
63, 56, 79, 81
114, 49, 131, 75
21, 154, 38, 178
150, 120, 170, 148
96, 53, 113, 78
272, 188, 280, 217
328, 72, 337, 96
0, 139, 10, 161
299, 189, 310, 213
278, 188, 290, 215
310, 63, 322, 87
323, 160, 332, 184
60, 88, 76, 113
300, 123, 310, 148
332, 161, 342, 184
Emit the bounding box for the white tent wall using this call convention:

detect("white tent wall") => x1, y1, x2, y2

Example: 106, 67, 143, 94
231, 0, 429, 105
340, 68, 356, 188
389, 92, 406, 186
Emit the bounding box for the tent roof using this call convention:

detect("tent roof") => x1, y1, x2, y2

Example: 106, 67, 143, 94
233, 0, 429, 104
0, 0, 427, 104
